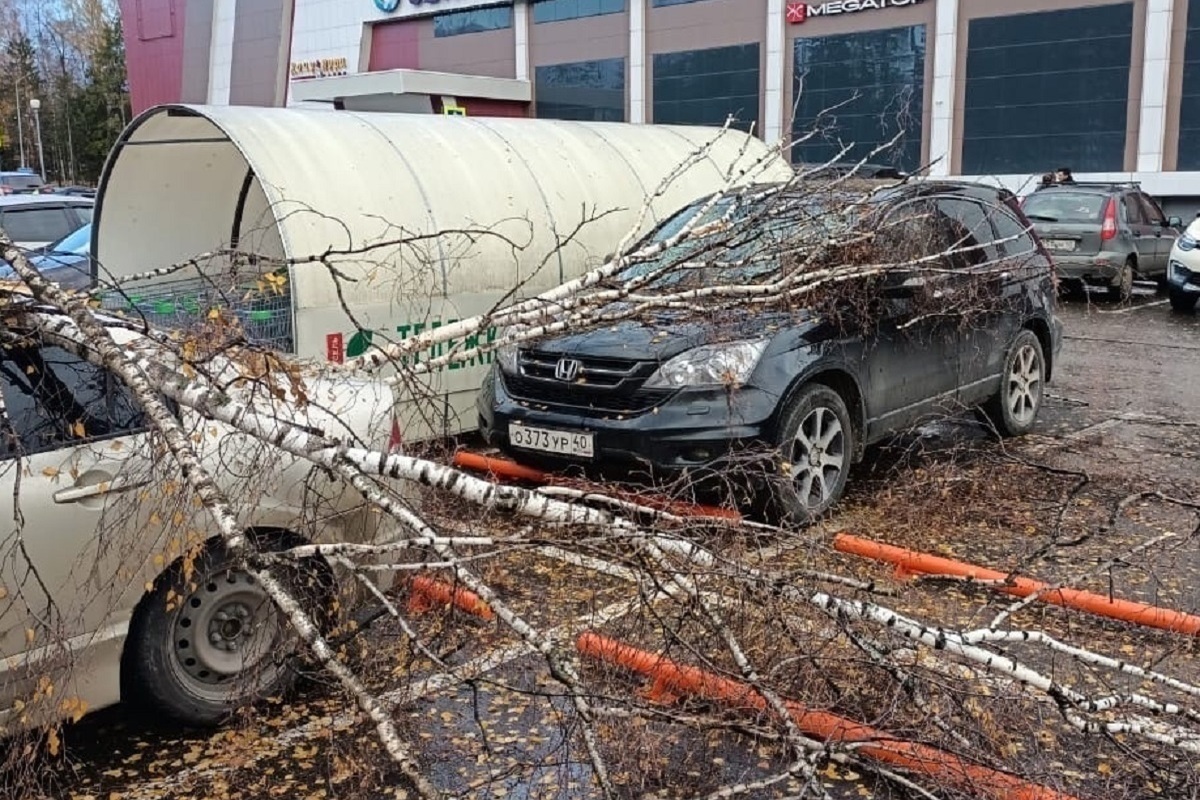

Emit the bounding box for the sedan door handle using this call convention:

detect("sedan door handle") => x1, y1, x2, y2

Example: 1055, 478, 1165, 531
53, 476, 149, 504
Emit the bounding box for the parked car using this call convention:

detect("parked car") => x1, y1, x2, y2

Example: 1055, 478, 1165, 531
0, 194, 93, 250
1020, 181, 1182, 301
477, 180, 1063, 524
0, 169, 45, 196
1166, 215, 1200, 313
0, 322, 402, 732
53, 185, 97, 198
0, 222, 93, 290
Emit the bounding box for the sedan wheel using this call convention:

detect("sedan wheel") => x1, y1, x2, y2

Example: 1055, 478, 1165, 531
768, 384, 854, 525
1108, 261, 1134, 303
982, 329, 1045, 437
122, 538, 334, 726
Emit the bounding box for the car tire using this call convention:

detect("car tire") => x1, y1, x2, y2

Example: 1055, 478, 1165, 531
1169, 287, 1198, 313
121, 534, 335, 727
982, 329, 1045, 438
1108, 259, 1135, 303
765, 384, 854, 526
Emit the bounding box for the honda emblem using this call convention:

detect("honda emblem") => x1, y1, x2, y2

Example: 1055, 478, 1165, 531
554, 358, 582, 382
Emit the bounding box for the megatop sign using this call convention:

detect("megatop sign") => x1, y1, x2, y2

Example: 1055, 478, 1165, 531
786, 0, 924, 24
373, 0, 507, 16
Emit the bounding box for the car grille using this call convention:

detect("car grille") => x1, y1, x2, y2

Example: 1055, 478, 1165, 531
503, 350, 674, 415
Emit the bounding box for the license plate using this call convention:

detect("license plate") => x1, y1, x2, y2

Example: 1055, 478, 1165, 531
1043, 238, 1076, 252
509, 423, 594, 458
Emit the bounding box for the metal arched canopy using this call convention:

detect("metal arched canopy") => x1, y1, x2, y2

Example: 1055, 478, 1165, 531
92, 104, 792, 340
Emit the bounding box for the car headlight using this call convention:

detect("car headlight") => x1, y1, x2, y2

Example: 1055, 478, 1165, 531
1177, 233, 1198, 252
644, 340, 768, 389
495, 325, 525, 374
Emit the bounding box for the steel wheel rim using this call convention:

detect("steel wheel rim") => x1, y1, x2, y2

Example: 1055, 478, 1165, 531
1005, 343, 1042, 426
789, 406, 846, 510
170, 569, 283, 701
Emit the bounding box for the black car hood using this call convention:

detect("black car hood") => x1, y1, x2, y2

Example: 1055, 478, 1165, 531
526, 305, 820, 362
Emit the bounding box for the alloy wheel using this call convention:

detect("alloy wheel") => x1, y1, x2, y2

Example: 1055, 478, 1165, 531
1005, 343, 1042, 427
789, 406, 847, 510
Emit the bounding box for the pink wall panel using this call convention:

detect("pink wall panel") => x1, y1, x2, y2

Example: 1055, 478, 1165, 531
369, 20, 421, 72
120, 0, 187, 115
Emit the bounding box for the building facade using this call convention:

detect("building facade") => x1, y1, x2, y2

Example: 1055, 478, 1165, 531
120, 0, 1200, 197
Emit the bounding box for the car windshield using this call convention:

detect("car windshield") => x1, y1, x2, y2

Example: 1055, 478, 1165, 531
619, 191, 850, 289
1022, 191, 1106, 223
47, 223, 91, 255
0, 174, 43, 190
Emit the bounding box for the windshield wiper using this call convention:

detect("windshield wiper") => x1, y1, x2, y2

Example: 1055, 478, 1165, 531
1025, 213, 1059, 222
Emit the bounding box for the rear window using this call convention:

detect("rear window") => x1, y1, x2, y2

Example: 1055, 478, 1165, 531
0, 207, 73, 244
0, 174, 44, 191
1022, 191, 1107, 223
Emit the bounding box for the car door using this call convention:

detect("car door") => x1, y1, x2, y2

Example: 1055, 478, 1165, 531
1121, 192, 1158, 272
1135, 192, 1173, 277
860, 198, 967, 437
928, 196, 1011, 403
0, 337, 160, 705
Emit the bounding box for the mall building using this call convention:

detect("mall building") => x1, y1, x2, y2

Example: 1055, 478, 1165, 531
120, 0, 1200, 203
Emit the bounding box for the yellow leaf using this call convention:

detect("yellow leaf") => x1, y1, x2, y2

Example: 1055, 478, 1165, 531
0, 585, 7, 600
41, 466, 59, 479
1098, 763, 1112, 775
24, 628, 35, 644
149, 512, 162, 525
207, 308, 220, 320
71, 420, 86, 438
47, 728, 60, 756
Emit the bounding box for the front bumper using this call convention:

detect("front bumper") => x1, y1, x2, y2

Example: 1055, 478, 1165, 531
476, 368, 780, 474
1053, 253, 1124, 284
1167, 258, 1200, 294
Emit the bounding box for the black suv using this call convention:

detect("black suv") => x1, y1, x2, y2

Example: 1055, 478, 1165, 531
1021, 182, 1182, 301
477, 181, 1063, 523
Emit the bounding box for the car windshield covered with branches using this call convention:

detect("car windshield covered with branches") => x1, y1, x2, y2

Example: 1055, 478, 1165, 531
478, 179, 1062, 524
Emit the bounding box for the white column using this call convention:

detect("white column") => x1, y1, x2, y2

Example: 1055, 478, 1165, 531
1137, 0, 1176, 172
764, 0, 786, 144
514, 0, 530, 82
927, 0, 958, 176
208, 0, 237, 105
630, 0, 646, 123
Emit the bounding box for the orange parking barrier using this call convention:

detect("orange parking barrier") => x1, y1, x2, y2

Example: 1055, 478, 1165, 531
577, 632, 1080, 800
407, 575, 495, 621
452, 450, 742, 523
833, 533, 1200, 637
453, 451, 550, 483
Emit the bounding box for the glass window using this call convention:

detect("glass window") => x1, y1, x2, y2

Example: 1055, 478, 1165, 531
1178, 1, 1200, 169
791, 25, 926, 173
1121, 195, 1146, 225
653, 43, 760, 134
536, 58, 626, 122
962, 4, 1133, 174
0, 174, 43, 191
935, 198, 1001, 267
988, 203, 1040, 258
47, 223, 92, 256
652, 0, 712, 5
1137, 193, 1166, 225
0, 341, 148, 458
73, 205, 93, 224
532, 0, 624, 24
0, 207, 74, 244
1021, 191, 1107, 224
433, 5, 512, 37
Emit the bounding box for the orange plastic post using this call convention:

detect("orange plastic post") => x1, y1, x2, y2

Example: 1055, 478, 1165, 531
577, 632, 1080, 800
407, 575, 495, 621
452, 450, 742, 522
833, 533, 1200, 636
452, 451, 550, 483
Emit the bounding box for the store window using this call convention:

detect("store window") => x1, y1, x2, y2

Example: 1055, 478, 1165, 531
791, 25, 926, 172
532, 0, 624, 24
536, 58, 626, 122
1178, 0, 1200, 169
433, 5, 513, 38
653, 43, 760, 133
961, 4, 1133, 174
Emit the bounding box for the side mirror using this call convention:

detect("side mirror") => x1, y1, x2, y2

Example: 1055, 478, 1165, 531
1168, 216, 1183, 229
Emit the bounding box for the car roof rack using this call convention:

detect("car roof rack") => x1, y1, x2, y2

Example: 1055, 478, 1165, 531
1036, 180, 1141, 190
